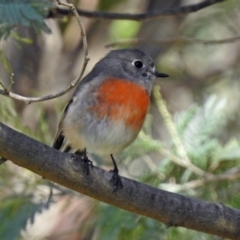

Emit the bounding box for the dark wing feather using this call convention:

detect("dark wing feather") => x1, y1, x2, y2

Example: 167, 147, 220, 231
52, 98, 73, 150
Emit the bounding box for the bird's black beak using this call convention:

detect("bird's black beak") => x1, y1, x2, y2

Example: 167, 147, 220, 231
155, 71, 169, 78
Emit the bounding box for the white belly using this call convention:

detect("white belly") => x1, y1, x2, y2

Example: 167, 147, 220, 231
63, 118, 138, 156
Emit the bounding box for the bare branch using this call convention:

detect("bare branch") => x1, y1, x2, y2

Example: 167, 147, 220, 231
0, 121, 240, 239
0, 0, 89, 104
106, 36, 240, 48
48, 0, 226, 21
179, 166, 240, 191
160, 148, 214, 178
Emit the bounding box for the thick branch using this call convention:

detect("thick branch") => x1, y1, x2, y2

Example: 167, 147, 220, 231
0, 122, 240, 239
48, 0, 226, 21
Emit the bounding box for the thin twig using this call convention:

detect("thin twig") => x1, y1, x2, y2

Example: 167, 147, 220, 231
153, 86, 190, 162
153, 86, 211, 177
179, 166, 240, 191
56, 0, 89, 86
160, 149, 213, 177
7, 73, 14, 92
0, 0, 89, 104
48, 0, 226, 21
106, 35, 240, 48
0, 73, 15, 93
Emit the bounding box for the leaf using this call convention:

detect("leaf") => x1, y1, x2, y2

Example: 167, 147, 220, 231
0, 0, 54, 40
174, 95, 227, 167
97, 203, 163, 240
0, 50, 12, 73
217, 139, 240, 161
0, 195, 49, 239
10, 31, 33, 44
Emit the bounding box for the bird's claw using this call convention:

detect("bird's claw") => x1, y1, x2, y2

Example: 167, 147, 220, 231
75, 149, 93, 175
110, 170, 123, 192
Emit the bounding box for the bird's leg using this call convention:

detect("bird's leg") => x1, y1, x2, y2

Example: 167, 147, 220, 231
75, 148, 93, 175
109, 154, 123, 192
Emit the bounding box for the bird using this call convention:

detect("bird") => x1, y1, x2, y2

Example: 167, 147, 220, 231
52, 48, 168, 191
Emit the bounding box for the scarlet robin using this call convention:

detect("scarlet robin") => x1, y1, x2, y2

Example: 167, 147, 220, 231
53, 48, 168, 191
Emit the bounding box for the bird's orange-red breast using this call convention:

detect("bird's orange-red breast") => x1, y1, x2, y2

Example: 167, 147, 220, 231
89, 78, 150, 131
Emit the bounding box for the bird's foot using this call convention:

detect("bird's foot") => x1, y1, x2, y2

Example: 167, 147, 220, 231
75, 149, 93, 175
109, 154, 123, 192
110, 170, 123, 192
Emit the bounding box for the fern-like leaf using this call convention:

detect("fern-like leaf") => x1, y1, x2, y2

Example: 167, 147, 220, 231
174, 95, 227, 168
0, 0, 54, 40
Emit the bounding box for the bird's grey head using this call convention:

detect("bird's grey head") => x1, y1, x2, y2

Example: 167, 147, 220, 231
94, 48, 168, 93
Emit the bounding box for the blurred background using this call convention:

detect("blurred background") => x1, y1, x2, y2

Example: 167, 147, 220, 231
1, 0, 240, 239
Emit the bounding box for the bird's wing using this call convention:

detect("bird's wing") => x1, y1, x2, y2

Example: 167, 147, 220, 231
52, 98, 73, 150
52, 70, 100, 150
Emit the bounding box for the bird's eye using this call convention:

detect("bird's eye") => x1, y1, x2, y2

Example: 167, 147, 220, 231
133, 60, 143, 68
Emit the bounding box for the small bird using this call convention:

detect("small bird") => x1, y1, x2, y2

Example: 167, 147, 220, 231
52, 48, 168, 191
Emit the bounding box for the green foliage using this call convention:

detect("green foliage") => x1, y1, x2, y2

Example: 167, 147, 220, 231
0, 96, 53, 240
0, 98, 32, 136
0, 0, 54, 40
120, 131, 162, 160
0, 97, 53, 144
175, 95, 227, 169
96, 203, 164, 240
156, 95, 240, 203
165, 227, 214, 240
0, 50, 14, 92
0, 194, 49, 240
0, 50, 12, 73
109, 20, 141, 42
